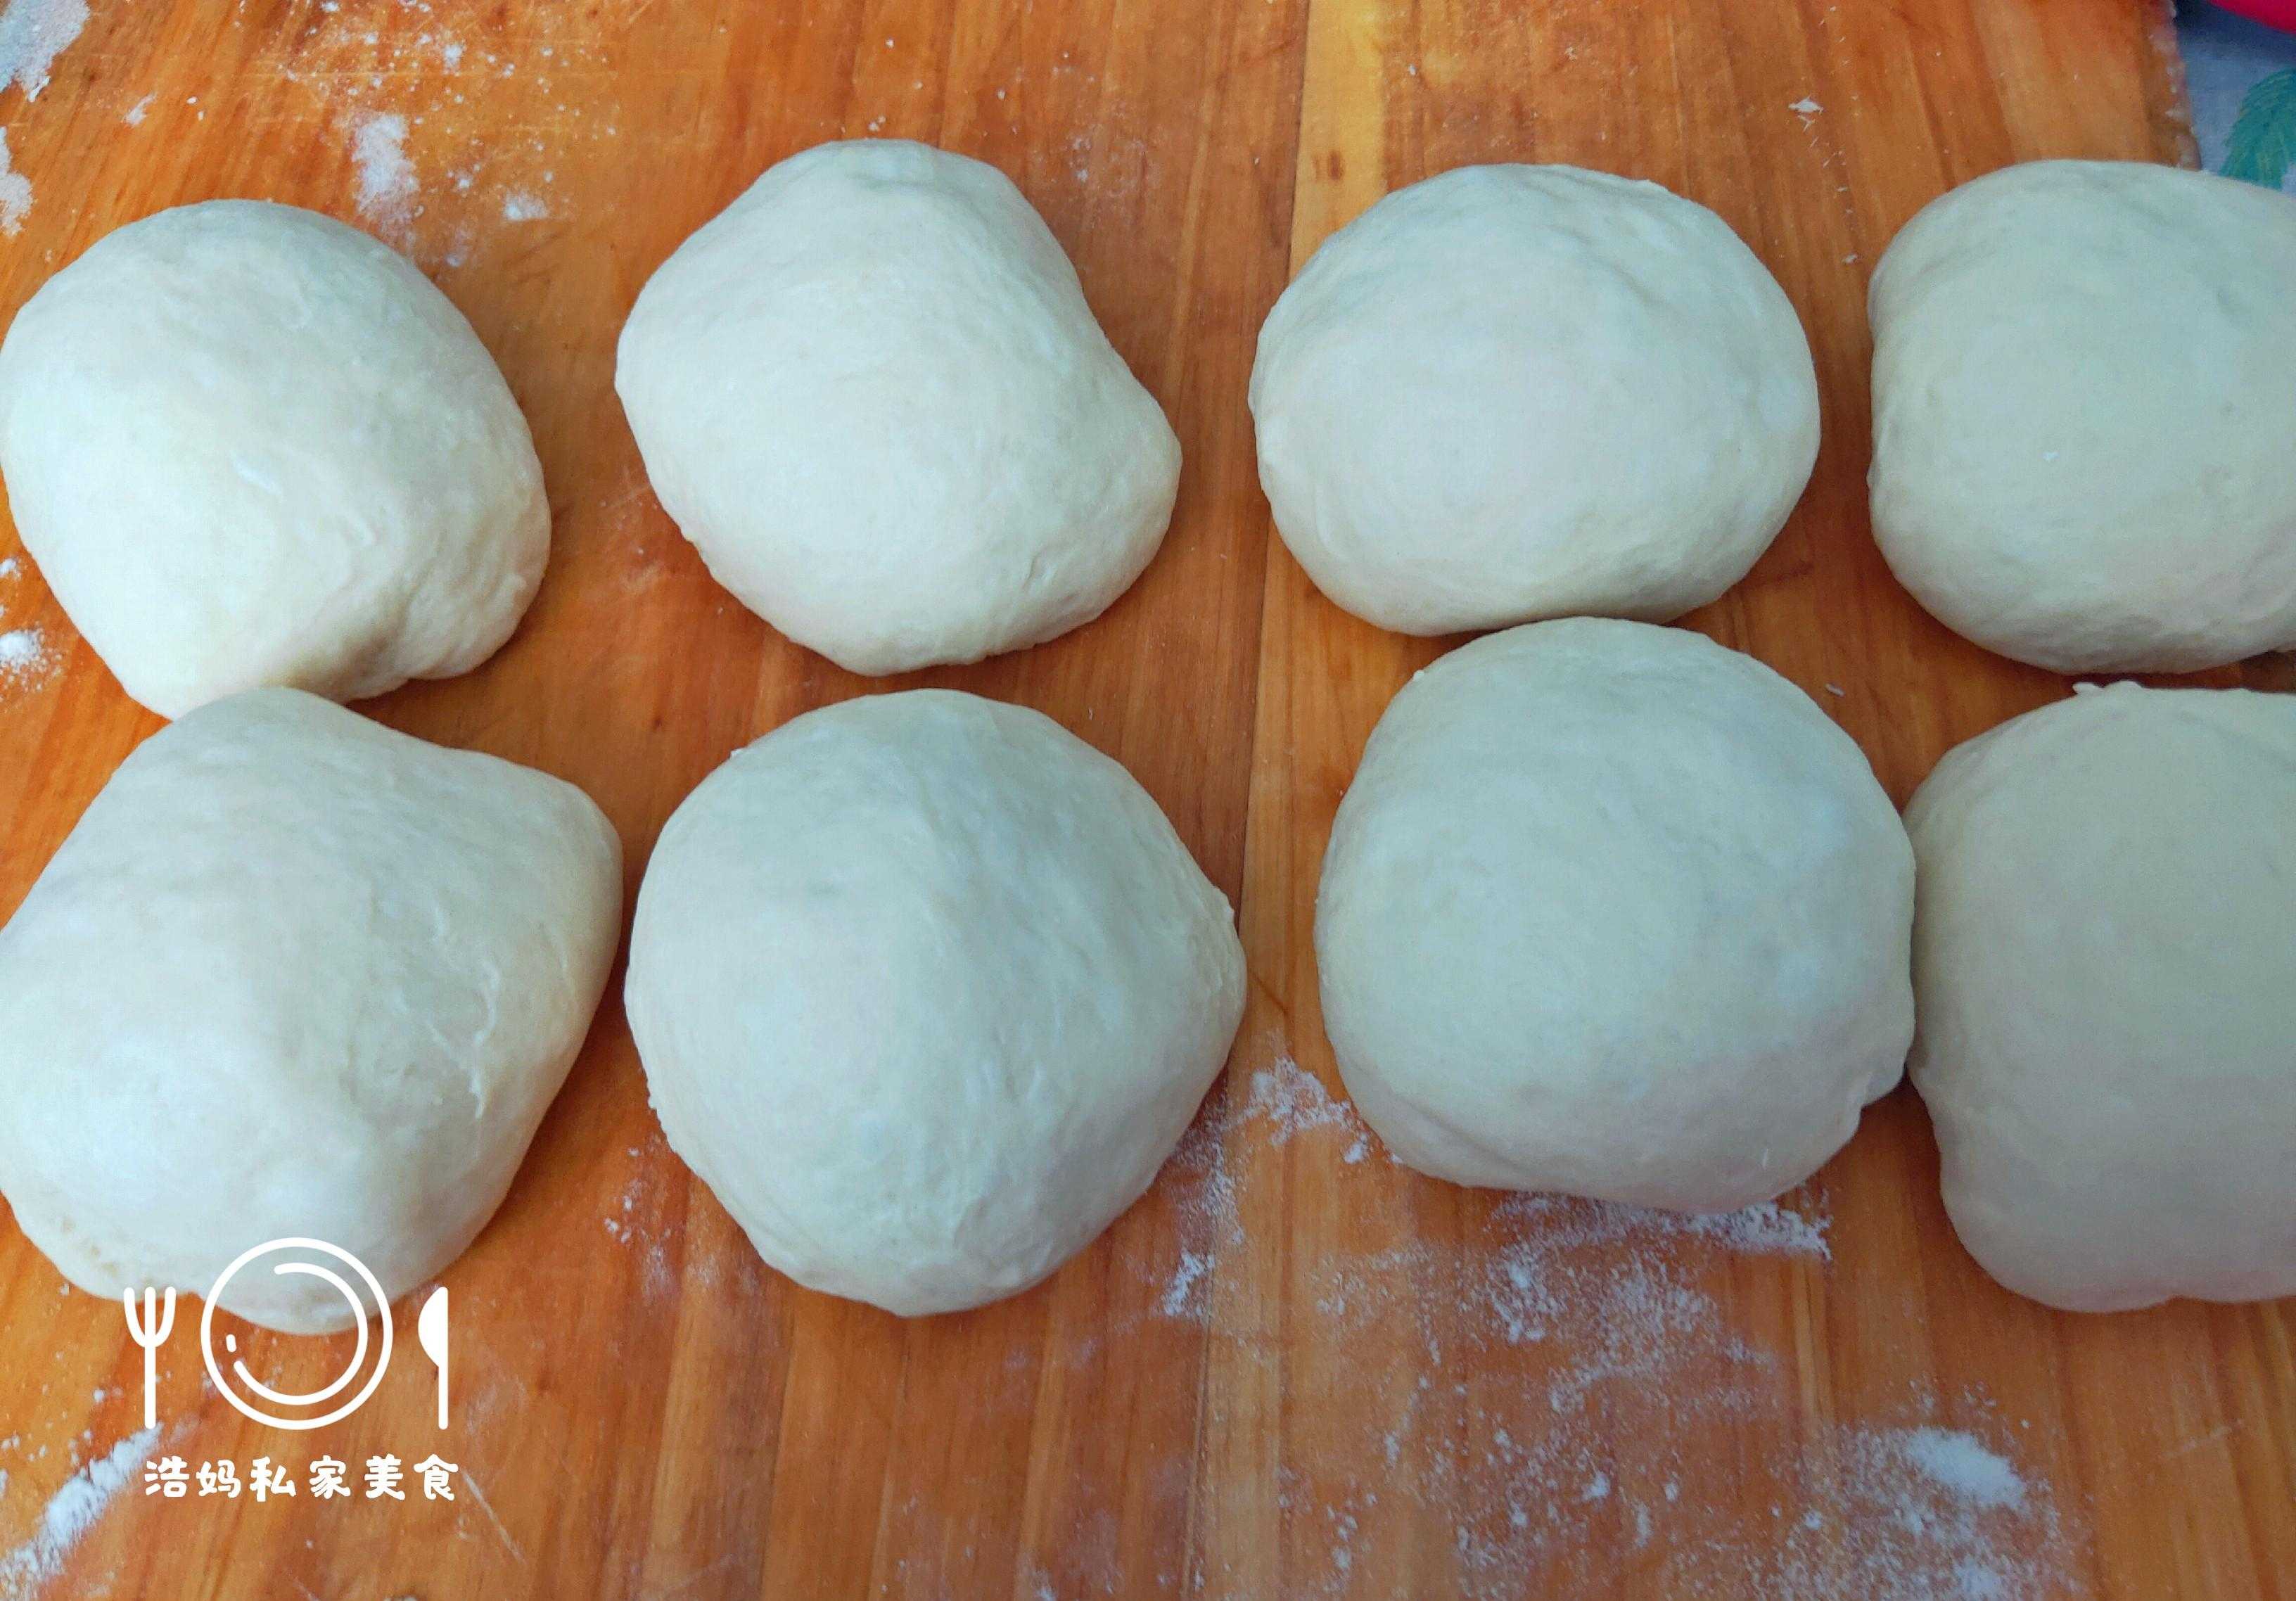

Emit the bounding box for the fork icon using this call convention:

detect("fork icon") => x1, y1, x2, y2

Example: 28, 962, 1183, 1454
122, 1287, 176, 1430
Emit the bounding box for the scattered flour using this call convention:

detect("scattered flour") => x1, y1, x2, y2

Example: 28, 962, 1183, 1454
1749, 1424, 2064, 1601
0, 128, 30, 235
349, 110, 418, 231
122, 92, 152, 126
0, 626, 49, 684
1245, 1055, 1363, 1147
1152, 1052, 1361, 1318
1127, 1047, 2076, 1599
261, 4, 620, 264
1896, 1426, 2029, 1512
0, 0, 87, 101
1682, 1198, 1834, 1256
0, 1427, 159, 1600
600, 1172, 675, 1301
1790, 96, 1824, 118
0, 555, 17, 579
1159, 1249, 1210, 1319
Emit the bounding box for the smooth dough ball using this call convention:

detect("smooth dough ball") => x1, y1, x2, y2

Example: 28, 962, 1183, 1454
0, 200, 549, 719
0, 689, 620, 1334
1906, 684, 2296, 1311
1249, 165, 1819, 635
626, 690, 1244, 1315
616, 140, 1181, 676
1317, 619, 1913, 1210
1870, 160, 2296, 673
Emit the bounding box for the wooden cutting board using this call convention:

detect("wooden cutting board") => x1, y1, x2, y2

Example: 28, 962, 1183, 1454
0, 1, 2288, 1597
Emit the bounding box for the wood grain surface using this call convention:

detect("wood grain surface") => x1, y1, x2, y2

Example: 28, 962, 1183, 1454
0, 1, 2288, 1597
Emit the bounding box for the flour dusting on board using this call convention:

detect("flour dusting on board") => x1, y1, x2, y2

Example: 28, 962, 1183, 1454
349, 110, 419, 233
0, 129, 31, 236
0, 0, 88, 101
596, 1147, 682, 1304
1122, 1048, 2079, 1599
1244, 1054, 1365, 1149
0, 625, 53, 699
1149, 1056, 1333, 1314
0, 1427, 159, 1600
0, 562, 42, 701
1746, 1424, 2066, 1600
255, 4, 618, 266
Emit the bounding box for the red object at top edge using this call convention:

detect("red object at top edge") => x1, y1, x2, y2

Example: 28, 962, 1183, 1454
2214, 0, 2296, 32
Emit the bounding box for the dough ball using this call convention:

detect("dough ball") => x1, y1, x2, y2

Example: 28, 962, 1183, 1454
1316, 619, 1913, 1210
0, 689, 621, 1334
1906, 684, 2296, 1311
1249, 165, 1819, 635
616, 140, 1181, 676
0, 200, 549, 719
1870, 160, 2296, 673
625, 690, 1243, 1315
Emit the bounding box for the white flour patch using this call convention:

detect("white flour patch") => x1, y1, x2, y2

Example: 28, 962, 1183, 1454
601, 1171, 675, 1301
0, 128, 31, 235
1896, 1427, 2027, 1511
266, 4, 618, 265
1745, 1423, 2065, 1601
0, 0, 87, 101
348, 110, 418, 231
1123, 1046, 2074, 1599
0, 625, 51, 692
0, 556, 19, 579
1681, 1198, 1833, 1256
1245, 1055, 1362, 1147
122, 92, 152, 126
1152, 1110, 1236, 1322
0, 1427, 159, 1600
1159, 1249, 1210, 1319
1151, 1052, 1375, 1320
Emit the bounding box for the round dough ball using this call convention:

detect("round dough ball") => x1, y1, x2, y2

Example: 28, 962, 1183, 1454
0, 689, 621, 1334
1906, 683, 2296, 1311
0, 200, 549, 719
1870, 160, 2296, 673
616, 140, 1181, 676
626, 690, 1243, 1316
1316, 618, 1913, 1210
1250, 165, 1819, 635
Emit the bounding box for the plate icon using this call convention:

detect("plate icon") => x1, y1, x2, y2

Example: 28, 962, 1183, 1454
199, 1237, 394, 1431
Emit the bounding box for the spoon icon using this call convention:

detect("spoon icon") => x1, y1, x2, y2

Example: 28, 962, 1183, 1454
416, 1287, 449, 1429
